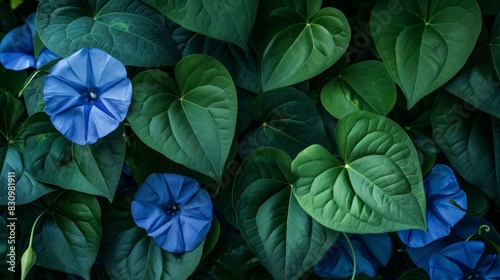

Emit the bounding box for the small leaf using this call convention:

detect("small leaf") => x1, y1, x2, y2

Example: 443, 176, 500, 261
292, 110, 426, 233
371, 0, 482, 108
144, 0, 259, 52
321, 60, 396, 119
260, 6, 350, 91
128, 54, 237, 184
20, 248, 36, 280
36, 0, 178, 66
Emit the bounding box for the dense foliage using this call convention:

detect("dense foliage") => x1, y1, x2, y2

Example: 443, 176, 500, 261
1, 0, 500, 279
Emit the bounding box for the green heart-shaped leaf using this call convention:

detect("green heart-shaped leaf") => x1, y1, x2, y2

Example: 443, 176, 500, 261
0, 94, 54, 206
18, 191, 102, 280
239, 87, 332, 158
370, 0, 481, 108
292, 110, 426, 233
101, 190, 204, 279
233, 147, 339, 280
431, 92, 500, 204
321, 60, 396, 119
259, 6, 350, 91
143, 0, 258, 52
36, 0, 178, 66
445, 22, 500, 118
23, 114, 125, 202
128, 54, 237, 184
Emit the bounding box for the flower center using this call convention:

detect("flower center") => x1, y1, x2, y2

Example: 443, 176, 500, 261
464, 271, 484, 280
84, 88, 99, 103
166, 203, 180, 215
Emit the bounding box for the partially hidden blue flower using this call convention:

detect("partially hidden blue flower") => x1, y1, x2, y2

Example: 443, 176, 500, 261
407, 215, 500, 274
398, 164, 467, 248
131, 173, 213, 253
0, 14, 58, 70
315, 233, 392, 278
429, 241, 500, 279
44, 48, 132, 145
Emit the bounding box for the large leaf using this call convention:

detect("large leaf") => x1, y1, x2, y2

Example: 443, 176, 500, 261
143, 0, 258, 52
321, 60, 396, 119
431, 92, 500, 204
259, 5, 350, 91
445, 24, 500, 118
370, 0, 482, 108
18, 191, 102, 280
36, 0, 178, 66
101, 190, 204, 279
292, 110, 426, 233
127, 54, 237, 184
233, 148, 338, 280
0, 95, 54, 205
239, 87, 332, 158
23, 114, 126, 202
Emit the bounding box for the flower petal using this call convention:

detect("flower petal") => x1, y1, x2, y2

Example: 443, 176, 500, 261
134, 173, 173, 205
398, 164, 466, 248
0, 24, 35, 70
87, 48, 127, 88
36, 48, 59, 69
425, 164, 460, 197
439, 241, 484, 269
429, 251, 465, 279
131, 173, 213, 253
49, 48, 91, 88
49, 105, 93, 145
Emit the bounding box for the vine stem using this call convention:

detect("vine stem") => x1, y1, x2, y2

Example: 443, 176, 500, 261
343, 232, 356, 280
18, 69, 46, 97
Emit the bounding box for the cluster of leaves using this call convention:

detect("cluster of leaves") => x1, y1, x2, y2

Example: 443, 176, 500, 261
1, 0, 500, 279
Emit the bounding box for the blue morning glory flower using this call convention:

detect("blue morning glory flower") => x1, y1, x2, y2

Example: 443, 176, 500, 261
315, 233, 392, 278
407, 216, 500, 274
44, 48, 132, 145
131, 173, 213, 253
0, 14, 58, 70
429, 241, 500, 279
398, 164, 466, 248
